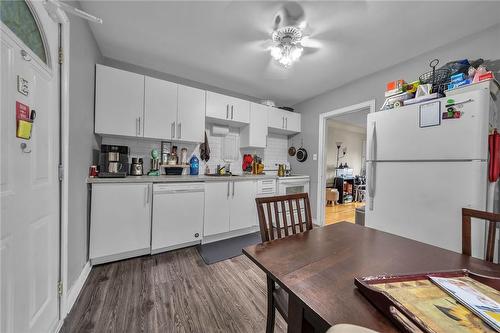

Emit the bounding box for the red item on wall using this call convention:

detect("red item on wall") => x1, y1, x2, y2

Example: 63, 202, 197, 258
488, 129, 500, 182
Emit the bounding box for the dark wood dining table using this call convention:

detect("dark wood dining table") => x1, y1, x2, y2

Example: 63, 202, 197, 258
242, 222, 500, 333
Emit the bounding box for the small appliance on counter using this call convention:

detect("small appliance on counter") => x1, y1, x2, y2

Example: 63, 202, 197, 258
148, 149, 160, 176
130, 157, 144, 176
98, 144, 129, 178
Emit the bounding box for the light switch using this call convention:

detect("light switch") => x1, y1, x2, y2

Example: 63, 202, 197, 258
313, 154, 317, 161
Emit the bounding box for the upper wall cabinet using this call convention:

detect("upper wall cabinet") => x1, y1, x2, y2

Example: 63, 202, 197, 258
268, 108, 301, 135
177, 85, 205, 142
144, 76, 177, 140
95, 64, 145, 137
206, 91, 250, 126
95, 65, 205, 143
240, 103, 268, 148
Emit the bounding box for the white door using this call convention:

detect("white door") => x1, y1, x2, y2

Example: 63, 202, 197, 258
151, 184, 204, 252
206, 91, 230, 120
229, 181, 257, 231
285, 112, 301, 132
365, 161, 487, 258
229, 97, 250, 124
144, 76, 177, 140
90, 183, 151, 263
268, 109, 285, 130
204, 182, 230, 236
95, 64, 145, 137
1, 2, 60, 332
366, 90, 489, 162
178, 85, 205, 142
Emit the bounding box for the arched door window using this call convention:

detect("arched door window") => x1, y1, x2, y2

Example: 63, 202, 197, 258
1, 0, 48, 64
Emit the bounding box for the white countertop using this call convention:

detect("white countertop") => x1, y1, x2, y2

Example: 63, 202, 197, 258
87, 173, 283, 184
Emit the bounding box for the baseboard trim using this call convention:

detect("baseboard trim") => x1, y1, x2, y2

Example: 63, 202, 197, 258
65, 261, 91, 317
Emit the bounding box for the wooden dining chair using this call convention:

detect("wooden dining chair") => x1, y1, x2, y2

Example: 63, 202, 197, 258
255, 193, 313, 333
462, 208, 500, 262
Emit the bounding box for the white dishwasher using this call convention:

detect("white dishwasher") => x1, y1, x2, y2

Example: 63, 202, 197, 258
152, 182, 205, 254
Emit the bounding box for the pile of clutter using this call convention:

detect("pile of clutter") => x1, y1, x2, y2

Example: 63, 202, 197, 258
381, 58, 496, 111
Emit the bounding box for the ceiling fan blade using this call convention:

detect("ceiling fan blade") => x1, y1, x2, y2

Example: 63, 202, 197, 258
300, 36, 322, 49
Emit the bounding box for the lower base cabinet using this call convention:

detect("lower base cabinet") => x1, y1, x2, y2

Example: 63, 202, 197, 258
204, 180, 257, 237
90, 183, 152, 264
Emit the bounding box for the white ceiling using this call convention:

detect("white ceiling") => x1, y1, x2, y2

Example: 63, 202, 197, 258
81, 1, 500, 106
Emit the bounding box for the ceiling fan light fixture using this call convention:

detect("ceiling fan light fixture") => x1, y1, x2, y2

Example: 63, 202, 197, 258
270, 26, 305, 68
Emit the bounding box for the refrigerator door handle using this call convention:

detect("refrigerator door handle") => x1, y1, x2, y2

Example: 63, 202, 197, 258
367, 161, 376, 211
368, 121, 377, 161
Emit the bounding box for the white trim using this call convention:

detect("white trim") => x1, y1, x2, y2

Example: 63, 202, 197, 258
316, 100, 376, 226
64, 262, 91, 317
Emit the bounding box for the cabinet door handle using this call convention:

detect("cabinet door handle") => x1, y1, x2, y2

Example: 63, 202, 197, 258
285, 117, 288, 129
138, 117, 141, 136
178, 122, 182, 139
226, 104, 229, 119
145, 185, 150, 205
227, 181, 230, 198
231, 105, 234, 120
171, 122, 176, 138
232, 181, 235, 197
282, 116, 285, 129
136, 118, 140, 135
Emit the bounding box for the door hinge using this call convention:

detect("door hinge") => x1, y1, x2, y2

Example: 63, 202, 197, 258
58, 47, 63, 64
57, 281, 63, 296
58, 164, 64, 181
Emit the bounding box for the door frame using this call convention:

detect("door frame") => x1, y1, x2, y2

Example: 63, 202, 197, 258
316, 100, 376, 226
46, 5, 72, 329
31, 1, 71, 329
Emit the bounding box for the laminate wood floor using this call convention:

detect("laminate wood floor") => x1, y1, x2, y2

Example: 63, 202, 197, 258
61, 247, 286, 333
325, 202, 364, 225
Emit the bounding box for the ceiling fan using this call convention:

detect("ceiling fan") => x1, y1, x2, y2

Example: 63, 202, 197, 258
265, 2, 322, 69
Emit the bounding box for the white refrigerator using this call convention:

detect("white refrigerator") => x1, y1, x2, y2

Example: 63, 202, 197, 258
365, 87, 498, 260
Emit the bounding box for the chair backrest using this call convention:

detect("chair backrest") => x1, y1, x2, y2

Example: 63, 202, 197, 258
255, 193, 313, 242
462, 208, 500, 262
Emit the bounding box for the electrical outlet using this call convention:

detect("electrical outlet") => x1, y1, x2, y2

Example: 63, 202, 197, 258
313, 154, 317, 161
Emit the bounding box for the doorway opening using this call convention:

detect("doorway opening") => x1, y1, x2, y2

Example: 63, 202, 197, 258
316, 100, 375, 226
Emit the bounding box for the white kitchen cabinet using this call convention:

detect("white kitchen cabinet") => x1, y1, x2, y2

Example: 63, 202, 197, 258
90, 183, 151, 264
229, 180, 257, 230
177, 85, 205, 142
268, 108, 301, 135
285, 111, 301, 132
144, 76, 177, 140
206, 91, 250, 126
204, 180, 257, 237
240, 103, 268, 148
151, 183, 204, 253
204, 181, 231, 236
230, 97, 251, 123
95, 64, 145, 137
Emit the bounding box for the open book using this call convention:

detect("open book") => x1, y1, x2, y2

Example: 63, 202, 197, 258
429, 276, 500, 332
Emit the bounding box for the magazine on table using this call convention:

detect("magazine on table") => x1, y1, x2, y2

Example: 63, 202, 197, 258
429, 276, 500, 332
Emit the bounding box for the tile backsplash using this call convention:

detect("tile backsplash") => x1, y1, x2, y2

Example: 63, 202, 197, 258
100, 125, 290, 175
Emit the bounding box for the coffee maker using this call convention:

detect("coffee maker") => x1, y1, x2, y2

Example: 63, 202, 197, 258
98, 145, 129, 178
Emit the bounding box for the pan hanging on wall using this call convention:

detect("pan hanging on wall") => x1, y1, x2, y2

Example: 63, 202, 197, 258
296, 139, 307, 162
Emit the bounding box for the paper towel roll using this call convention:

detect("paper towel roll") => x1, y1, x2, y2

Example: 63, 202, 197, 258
211, 124, 229, 136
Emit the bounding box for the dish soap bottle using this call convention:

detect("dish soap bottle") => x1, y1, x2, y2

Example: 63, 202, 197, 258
190, 155, 199, 175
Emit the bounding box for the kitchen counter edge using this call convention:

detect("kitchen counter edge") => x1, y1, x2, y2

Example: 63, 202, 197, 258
86, 174, 293, 184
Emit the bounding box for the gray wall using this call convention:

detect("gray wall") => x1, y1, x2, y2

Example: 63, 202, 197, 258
101, 57, 260, 103
67, 2, 102, 290
290, 23, 500, 220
